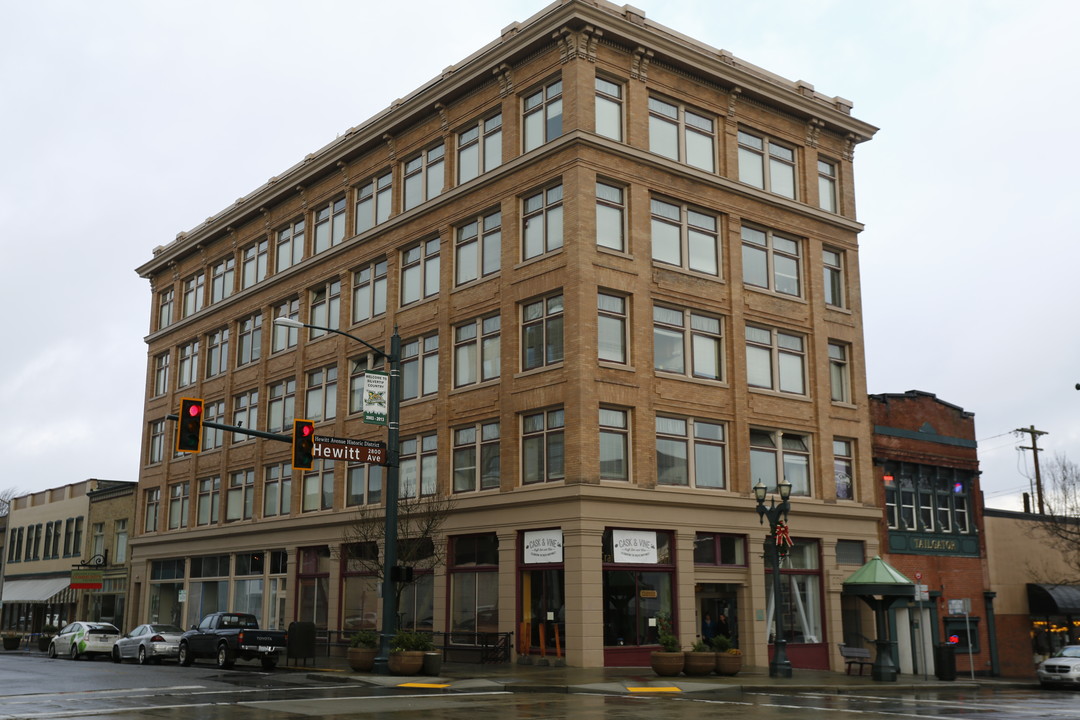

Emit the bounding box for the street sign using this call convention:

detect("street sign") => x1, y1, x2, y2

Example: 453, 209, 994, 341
948, 598, 970, 615
314, 435, 386, 464
915, 584, 929, 601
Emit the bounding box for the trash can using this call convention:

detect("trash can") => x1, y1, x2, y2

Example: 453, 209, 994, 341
934, 643, 957, 681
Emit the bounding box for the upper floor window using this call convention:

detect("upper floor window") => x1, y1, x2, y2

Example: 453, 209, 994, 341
694, 532, 746, 566
453, 421, 501, 492
197, 476, 221, 526
202, 399, 224, 451
114, 519, 128, 563
353, 260, 388, 322
521, 408, 565, 484
305, 365, 338, 422
884, 465, 973, 534
403, 143, 445, 211
598, 292, 628, 365
314, 198, 347, 254
653, 305, 723, 381
302, 460, 335, 512
144, 488, 161, 534
226, 469, 255, 522
599, 407, 630, 481
454, 315, 500, 387
458, 113, 502, 183
828, 342, 851, 403
456, 210, 501, 285
596, 182, 625, 252
401, 238, 440, 306
182, 273, 205, 318
402, 334, 439, 401
595, 77, 623, 141
749, 428, 810, 496
346, 461, 383, 506
348, 354, 384, 414
153, 352, 170, 396
523, 79, 562, 152
267, 378, 296, 433
236, 313, 262, 367
522, 184, 563, 260
158, 288, 174, 329
272, 298, 300, 353
745, 326, 805, 395
833, 439, 854, 500
648, 97, 715, 172
400, 434, 437, 498
232, 389, 258, 444
738, 130, 796, 199
823, 248, 846, 308
818, 159, 838, 212
741, 225, 801, 297
148, 419, 165, 464
177, 340, 199, 388
168, 483, 189, 530
309, 280, 341, 338
650, 198, 719, 275
276, 219, 305, 272
264, 464, 292, 517
210, 257, 235, 304
355, 172, 392, 234
242, 240, 269, 289
521, 293, 564, 371
205, 328, 229, 379
656, 416, 727, 488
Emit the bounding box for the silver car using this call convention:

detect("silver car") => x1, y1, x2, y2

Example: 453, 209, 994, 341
1037, 645, 1080, 688
111, 624, 184, 664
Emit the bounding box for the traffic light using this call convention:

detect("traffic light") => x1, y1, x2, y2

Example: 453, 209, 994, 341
176, 398, 204, 453
292, 419, 315, 470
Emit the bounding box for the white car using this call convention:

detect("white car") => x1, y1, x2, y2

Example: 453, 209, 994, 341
1037, 645, 1080, 688
111, 624, 184, 664
48, 621, 120, 660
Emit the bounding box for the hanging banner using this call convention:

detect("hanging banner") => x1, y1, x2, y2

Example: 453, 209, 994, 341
70, 569, 102, 590
613, 529, 658, 564
523, 529, 563, 564
362, 371, 389, 425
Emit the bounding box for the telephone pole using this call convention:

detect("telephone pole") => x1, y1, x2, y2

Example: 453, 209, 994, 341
1016, 425, 1048, 515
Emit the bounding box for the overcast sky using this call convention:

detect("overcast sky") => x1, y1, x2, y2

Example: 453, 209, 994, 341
2, 0, 1076, 512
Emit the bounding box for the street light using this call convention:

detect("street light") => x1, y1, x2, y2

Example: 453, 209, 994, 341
274, 317, 401, 674
754, 477, 793, 678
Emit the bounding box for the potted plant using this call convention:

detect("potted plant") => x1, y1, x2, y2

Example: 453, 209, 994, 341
2, 632, 21, 651
712, 635, 742, 676
387, 630, 433, 675
649, 613, 684, 676
684, 639, 715, 676
38, 625, 58, 653
347, 630, 379, 672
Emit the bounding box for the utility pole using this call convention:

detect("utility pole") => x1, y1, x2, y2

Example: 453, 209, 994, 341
1016, 425, 1048, 515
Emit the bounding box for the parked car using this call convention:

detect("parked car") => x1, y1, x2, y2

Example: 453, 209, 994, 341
111, 624, 184, 665
178, 612, 287, 670
48, 622, 120, 660
1037, 645, 1080, 688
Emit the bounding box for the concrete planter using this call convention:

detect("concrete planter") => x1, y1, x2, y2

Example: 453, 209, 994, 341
650, 651, 685, 677
683, 651, 716, 676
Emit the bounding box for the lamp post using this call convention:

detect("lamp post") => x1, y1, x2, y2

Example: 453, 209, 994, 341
274, 317, 401, 674
754, 477, 793, 678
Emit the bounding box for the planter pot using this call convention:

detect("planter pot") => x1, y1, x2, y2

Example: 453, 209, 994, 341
3, 637, 20, 651
346, 647, 377, 672
650, 651, 685, 677
683, 651, 716, 676
387, 650, 425, 675
715, 653, 743, 676
422, 651, 443, 675
38, 637, 52, 653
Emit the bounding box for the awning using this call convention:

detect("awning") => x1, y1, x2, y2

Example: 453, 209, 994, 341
1028, 583, 1080, 615
1, 577, 72, 604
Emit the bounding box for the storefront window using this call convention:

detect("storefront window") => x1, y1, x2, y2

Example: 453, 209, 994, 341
399, 573, 434, 632
450, 534, 499, 644
766, 539, 822, 644
601, 529, 675, 647
298, 546, 331, 631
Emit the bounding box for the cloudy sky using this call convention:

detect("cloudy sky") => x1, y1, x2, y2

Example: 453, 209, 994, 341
2, 0, 1076, 511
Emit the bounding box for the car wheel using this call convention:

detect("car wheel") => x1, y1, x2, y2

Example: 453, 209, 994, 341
138, 646, 149, 665
178, 642, 193, 667
261, 655, 277, 671
111, 646, 121, 664
216, 643, 234, 669
47, 642, 57, 659
69, 644, 80, 661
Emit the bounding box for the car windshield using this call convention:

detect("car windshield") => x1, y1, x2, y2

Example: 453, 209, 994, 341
1054, 646, 1080, 658
151, 625, 182, 633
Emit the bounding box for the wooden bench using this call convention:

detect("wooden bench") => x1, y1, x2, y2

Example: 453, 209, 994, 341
838, 644, 873, 675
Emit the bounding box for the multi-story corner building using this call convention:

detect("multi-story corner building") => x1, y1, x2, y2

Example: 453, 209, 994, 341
133, 0, 879, 669
870, 391, 996, 676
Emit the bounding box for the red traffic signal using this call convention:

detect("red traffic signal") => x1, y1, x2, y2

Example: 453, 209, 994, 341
292, 419, 315, 470
176, 398, 204, 453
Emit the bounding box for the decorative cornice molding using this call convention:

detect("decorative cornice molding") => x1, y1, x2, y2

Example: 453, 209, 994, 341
493, 62, 513, 97
727, 86, 742, 117
554, 24, 602, 63
806, 118, 825, 148
631, 45, 653, 81
434, 102, 449, 131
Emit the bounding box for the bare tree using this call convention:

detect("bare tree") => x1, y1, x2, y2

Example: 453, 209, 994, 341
1031, 454, 1080, 584
0, 487, 19, 519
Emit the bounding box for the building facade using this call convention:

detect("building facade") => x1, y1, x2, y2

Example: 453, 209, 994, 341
133, 0, 880, 669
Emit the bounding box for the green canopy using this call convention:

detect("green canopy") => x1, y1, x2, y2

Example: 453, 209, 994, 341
842, 556, 915, 598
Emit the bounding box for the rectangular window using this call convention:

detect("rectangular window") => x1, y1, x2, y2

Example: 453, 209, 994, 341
168, 483, 189, 530
402, 334, 439, 401
210, 257, 235, 304
346, 462, 384, 506
241, 240, 269, 289
598, 292, 628, 364
458, 113, 503, 183
263, 463, 292, 517
599, 408, 629, 481
403, 143, 445, 211
144, 488, 160, 533
595, 77, 623, 141
352, 260, 388, 323
749, 428, 810, 496
400, 434, 437, 499
596, 182, 625, 252
652, 305, 723, 380
272, 298, 300, 352
693, 533, 746, 565
182, 273, 205, 317
153, 352, 170, 396
454, 315, 500, 387
836, 539, 865, 565
232, 389, 258, 444
201, 399, 224, 450
741, 225, 801, 296
114, 520, 128, 563
309, 280, 341, 338
355, 172, 392, 234
148, 419, 165, 464
226, 469, 255, 522
745, 326, 806, 395
656, 416, 726, 488
158, 288, 174, 329
302, 460, 335, 512
276, 219, 305, 271
523, 79, 562, 152
833, 439, 854, 500
738, 129, 796, 198
348, 354, 384, 414
401, 238, 440, 305
305, 365, 338, 422
521, 408, 565, 484
177, 340, 199, 388
818, 159, 838, 212
823, 248, 845, 308
521, 293, 564, 371
236, 313, 262, 367
829, 342, 851, 403
453, 422, 500, 493
650, 198, 719, 275
455, 210, 502, 285
313, 197, 347, 254
522, 184, 563, 260
205, 328, 229, 378
267, 378, 296, 432
648, 96, 715, 172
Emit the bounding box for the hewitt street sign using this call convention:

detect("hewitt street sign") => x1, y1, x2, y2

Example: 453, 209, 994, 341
314, 435, 386, 465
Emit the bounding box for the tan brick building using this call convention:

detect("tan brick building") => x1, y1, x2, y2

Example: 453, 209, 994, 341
132, 0, 880, 669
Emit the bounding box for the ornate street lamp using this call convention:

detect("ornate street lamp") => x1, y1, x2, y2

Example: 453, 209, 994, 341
755, 477, 793, 678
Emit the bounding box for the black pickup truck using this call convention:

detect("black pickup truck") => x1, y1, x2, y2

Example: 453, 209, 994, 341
178, 612, 287, 670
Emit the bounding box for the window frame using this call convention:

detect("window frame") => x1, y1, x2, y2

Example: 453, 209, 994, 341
599, 407, 630, 481
275, 219, 305, 272
522, 184, 564, 261
305, 365, 338, 423
210, 256, 235, 304
355, 172, 392, 235
400, 237, 441, 306
241, 239, 269, 289
655, 416, 728, 489
822, 247, 846, 308
597, 291, 629, 365
453, 421, 501, 493
737, 128, 797, 199
595, 181, 626, 252
741, 224, 802, 297
399, 434, 438, 499
457, 112, 503, 183
833, 438, 854, 500
649, 196, 720, 276
520, 292, 564, 372
749, 428, 812, 496
652, 305, 724, 381
352, 259, 388, 323
403, 143, 445, 211
648, 95, 716, 172
828, 341, 851, 404
521, 408, 565, 485
818, 158, 838, 213
454, 314, 500, 388
745, 325, 806, 396
594, 76, 624, 142
401, 333, 439, 402
455, 209, 502, 286
236, 313, 262, 367
522, 78, 563, 152
308, 279, 341, 339
313, 197, 347, 254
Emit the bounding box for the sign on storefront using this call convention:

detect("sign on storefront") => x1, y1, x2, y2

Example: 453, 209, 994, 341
69, 569, 103, 590
612, 529, 658, 564
523, 529, 563, 563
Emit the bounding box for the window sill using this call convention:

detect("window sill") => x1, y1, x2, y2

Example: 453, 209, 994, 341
514, 363, 565, 380
449, 379, 501, 395
654, 371, 728, 388
747, 387, 812, 402
743, 285, 806, 305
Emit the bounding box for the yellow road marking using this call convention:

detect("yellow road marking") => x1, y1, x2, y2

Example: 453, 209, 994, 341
398, 682, 451, 688
626, 686, 682, 693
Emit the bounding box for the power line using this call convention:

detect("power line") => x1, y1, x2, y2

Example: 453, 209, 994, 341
1016, 425, 1048, 515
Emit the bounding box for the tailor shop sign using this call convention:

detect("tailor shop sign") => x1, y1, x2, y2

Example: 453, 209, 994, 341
888, 531, 979, 557
523, 529, 563, 564
613, 529, 658, 564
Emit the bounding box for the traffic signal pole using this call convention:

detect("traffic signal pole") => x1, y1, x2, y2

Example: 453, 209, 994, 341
165, 414, 292, 444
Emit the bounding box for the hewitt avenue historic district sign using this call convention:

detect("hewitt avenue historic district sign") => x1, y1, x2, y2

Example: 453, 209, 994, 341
314, 435, 386, 464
